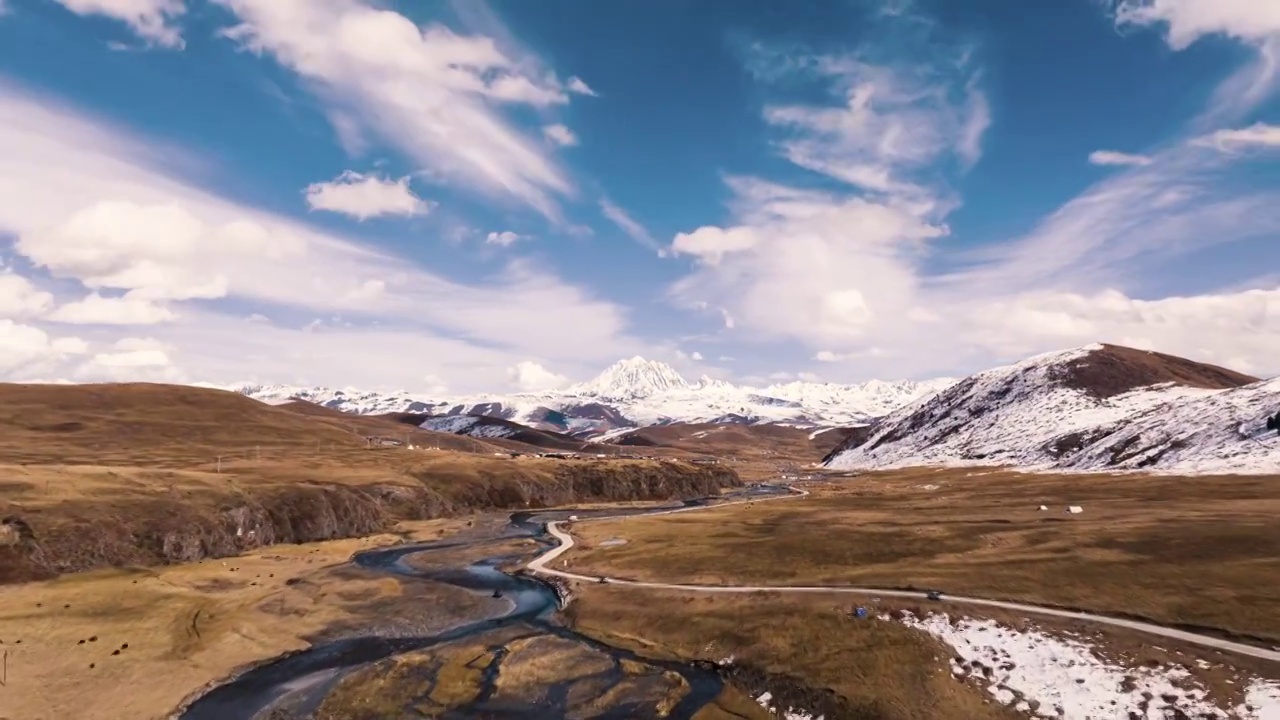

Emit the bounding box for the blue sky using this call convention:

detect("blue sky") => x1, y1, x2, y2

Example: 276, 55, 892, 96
0, 0, 1278, 394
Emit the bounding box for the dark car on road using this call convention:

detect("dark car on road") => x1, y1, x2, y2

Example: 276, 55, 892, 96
926, 590, 943, 601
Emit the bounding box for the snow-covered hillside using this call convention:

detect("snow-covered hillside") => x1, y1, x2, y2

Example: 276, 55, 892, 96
231, 357, 955, 437
825, 343, 1276, 475
1057, 377, 1280, 474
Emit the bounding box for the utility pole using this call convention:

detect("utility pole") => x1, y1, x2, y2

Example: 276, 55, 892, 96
216, 456, 222, 473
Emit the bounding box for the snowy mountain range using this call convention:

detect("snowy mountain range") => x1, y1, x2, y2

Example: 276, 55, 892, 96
233, 356, 957, 437
825, 343, 1279, 475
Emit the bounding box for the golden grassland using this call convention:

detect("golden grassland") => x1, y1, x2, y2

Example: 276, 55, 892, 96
565, 468, 1280, 643
0, 518, 473, 720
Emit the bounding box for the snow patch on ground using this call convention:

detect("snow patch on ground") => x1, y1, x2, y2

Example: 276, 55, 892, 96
755, 691, 824, 720
889, 610, 1280, 719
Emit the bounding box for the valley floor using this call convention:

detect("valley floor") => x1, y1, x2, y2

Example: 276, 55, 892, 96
556, 467, 1280, 718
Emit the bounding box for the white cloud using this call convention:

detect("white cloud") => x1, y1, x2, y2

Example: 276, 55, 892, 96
663, 3, 1280, 381
0, 320, 87, 376
691, 351, 703, 361
599, 198, 662, 252
542, 123, 578, 147
0, 273, 54, 319
566, 76, 597, 96
51, 0, 186, 49
0, 81, 645, 390
47, 293, 176, 325
74, 336, 181, 382
957, 76, 991, 168
1089, 149, 1154, 166
484, 230, 524, 247
1114, 0, 1280, 50
1193, 122, 1280, 151
304, 171, 430, 220
215, 0, 581, 218
506, 360, 568, 391
754, 46, 987, 194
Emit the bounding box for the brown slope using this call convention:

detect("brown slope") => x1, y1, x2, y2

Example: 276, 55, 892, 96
610, 422, 850, 463
0, 383, 368, 467
1059, 344, 1259, 399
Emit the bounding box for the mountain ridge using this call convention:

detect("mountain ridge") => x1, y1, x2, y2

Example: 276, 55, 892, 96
231, 356, 958, 435
824, 343, 1275, 474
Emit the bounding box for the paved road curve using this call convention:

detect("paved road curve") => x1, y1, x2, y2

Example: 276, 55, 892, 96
527, 485, 1280, 664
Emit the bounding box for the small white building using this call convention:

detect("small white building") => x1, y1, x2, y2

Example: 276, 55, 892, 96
1067, 505, 1083, 514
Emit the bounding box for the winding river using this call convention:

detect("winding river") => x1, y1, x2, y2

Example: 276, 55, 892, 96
178, 484, 792, 719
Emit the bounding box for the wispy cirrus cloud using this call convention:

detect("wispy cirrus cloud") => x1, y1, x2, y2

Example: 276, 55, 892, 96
214, 0, 588, 220
50, 0, 186, 49
1089, 149, 1153, 166
599, 198, 663, 253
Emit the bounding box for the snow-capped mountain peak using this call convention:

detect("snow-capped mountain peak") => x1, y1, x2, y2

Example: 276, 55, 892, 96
568, 356, 691, 399
696, 374, 732, 389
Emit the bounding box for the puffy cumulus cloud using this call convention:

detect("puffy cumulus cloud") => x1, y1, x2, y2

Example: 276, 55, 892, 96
47, 293, 176, 325
669, 178, 946, 348
51, 0, 186, 49
74, 337, 182, 382
214, 0, 583, 218
1089, 150, 1154, 166
0, 82, 645, 387
484, 230, 524, 247
16, 201, 246, 301
0, 320, 88, 377
506, 361, 569, 392
542, 124, 578, 147
0, 273, 54, 319
304, 171, 431, 220
1113, 0, 1280, 49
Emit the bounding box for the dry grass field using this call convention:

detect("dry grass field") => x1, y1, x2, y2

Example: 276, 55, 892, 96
604, 422, 850, 481
0, 518, 476, 720
565, 468, 1280, 644
568, 586, 1021, 720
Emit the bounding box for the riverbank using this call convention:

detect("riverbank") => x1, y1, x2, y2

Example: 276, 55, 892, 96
0, 517, 494, 720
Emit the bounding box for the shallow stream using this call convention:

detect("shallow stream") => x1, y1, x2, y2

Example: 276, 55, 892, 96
178, 485, 790, 719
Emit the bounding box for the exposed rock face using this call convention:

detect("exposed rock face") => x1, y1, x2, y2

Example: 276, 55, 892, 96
0, 462, 740, 584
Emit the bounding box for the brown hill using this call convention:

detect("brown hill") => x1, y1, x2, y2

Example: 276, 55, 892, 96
608, 422, 854, 463
1059, 344, 1258, 398
0, 383, 740, 584
0, 383, 369, 467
